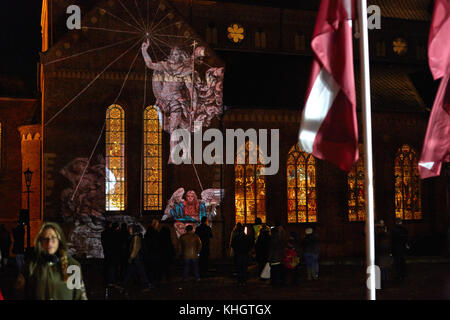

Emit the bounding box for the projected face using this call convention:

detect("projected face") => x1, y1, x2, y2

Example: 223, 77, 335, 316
168, 48, 183, 64
186, 191, 195, 204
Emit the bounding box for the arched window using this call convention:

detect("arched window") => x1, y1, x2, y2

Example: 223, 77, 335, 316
294, 33, 305, 51
206, 24, 218, 45
143, 105, 163, 211
376, 40, 386, 57
394, 144, 422, 220
105, 104, 126, 211
287, 144, 317, 223
235, 142, 266, 224
348, 144, 366, 221
255, 28, 267, 49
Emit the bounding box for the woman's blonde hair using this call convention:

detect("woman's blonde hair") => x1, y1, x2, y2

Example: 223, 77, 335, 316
34, 222, 69, 282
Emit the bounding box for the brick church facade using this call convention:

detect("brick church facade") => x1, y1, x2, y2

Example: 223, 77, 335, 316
0, 0, 448, 260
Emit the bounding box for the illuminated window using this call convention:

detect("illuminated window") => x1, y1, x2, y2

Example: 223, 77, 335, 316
294, 33, 305, 51
394, 145, 422, 220
105, 104, 126, 211
376, 40, 386, 57
143, 106, 162, 211
393, 37, 408, 56
235, 142, 266, 224
287, 144, 317, 223
206, 24, 218, 45
255, 28, 267, 49
348, 144, 366, 221
227, 23, 245, 44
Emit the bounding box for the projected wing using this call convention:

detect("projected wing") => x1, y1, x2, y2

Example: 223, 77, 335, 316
201, 189, 224, 206
162, 187, 185, 220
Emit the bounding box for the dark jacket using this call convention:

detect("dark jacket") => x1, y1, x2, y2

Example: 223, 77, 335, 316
159, 227, 175, 264
268, 228, 286, 263
255, 231, 271, 263
0, 226, 12, 256
195, 223, 213, 252
12, 225, 25, 254
391, 225, 408, 256
231, 232, 253, 256
144, 226, 161, 259
302, 234, 319, 255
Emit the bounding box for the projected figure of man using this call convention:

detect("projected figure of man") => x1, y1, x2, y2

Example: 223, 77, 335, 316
141, 40, 193, 129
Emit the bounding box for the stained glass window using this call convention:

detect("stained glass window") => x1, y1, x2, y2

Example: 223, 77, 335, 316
394, 145, 422, 220
144, 106, 162, 211
105, 104, 126, 211
348, 144, 366, 221
287, 144, 317, 223
235, 142, 266, 224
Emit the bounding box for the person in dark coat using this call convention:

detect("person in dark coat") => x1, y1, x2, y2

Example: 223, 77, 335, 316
118, 223, 130, 281
231, 223, 253, 286
0, 224, 12, 268
195, 217, 213, 277
12, 222, 26, 273
255, 225, 271, 279
144, 219, 162, 286
375, 220, 392, 284
391, 218, 409, 281
302, 227, 319, 280
122, 225, 152, 294
268, 225, 287, 286
159, 226, 175, 283
101, 222, 114, 288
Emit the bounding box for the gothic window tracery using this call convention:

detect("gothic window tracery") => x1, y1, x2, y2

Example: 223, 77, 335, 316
235, 142, 266, 224
287, 144, 317, 223
394, 144, 422, 220
105, 104, 126, 211
143, 106, 163, 211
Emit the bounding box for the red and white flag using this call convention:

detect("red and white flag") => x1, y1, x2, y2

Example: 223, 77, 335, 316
298, 0, 358, 171
418, 0, 450, 179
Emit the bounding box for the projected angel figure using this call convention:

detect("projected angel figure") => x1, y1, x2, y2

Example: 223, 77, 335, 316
162, 188, 224, 237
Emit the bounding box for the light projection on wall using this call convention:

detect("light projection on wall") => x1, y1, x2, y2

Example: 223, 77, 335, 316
42, 0, 225, 258
105, 104, 126, 211
395, 144, 422, 220
227, 23, 245, 43
287, 144, 317, 223
141, 42, 224, 135
348, 144, 366, 222
143, 105, 163, 211
163, 188, 223, 237
235, 142, 266, 224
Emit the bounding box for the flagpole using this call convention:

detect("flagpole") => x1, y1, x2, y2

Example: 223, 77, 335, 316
357, 0, 376, 300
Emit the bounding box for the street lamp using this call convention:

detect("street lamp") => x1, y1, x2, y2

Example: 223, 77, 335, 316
23, 168, 33, 250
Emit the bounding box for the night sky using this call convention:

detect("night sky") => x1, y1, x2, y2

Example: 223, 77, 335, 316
0, 0, 437, 108
0, 1, 42, 96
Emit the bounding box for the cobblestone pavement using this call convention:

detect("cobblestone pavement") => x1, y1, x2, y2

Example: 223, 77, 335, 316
1, 258, 449, 300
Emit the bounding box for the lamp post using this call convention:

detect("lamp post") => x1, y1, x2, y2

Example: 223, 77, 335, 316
24, 168, 33, 250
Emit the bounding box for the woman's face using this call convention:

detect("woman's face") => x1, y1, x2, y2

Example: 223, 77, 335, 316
41, 228, 59, 255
